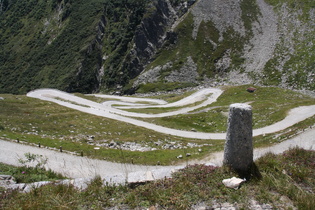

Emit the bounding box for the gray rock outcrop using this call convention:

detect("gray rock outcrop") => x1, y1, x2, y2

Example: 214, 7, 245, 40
165, 56, 198, 83
128, 0, 187, 79
191, 0, 246, 39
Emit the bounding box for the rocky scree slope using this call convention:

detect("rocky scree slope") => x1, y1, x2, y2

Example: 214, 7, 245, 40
0, 0, 314, 94
132, 0, 315, 93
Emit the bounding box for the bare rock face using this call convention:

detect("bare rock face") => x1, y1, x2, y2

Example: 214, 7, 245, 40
224, 103, 253, 177
128, 0, 179, 78
191, 0, 246, 39
165, 56, 198, 83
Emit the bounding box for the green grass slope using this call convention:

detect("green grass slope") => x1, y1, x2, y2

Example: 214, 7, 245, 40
1, 85, 314, 165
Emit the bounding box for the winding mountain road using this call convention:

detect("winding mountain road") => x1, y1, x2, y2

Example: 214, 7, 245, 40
26, 88, 315, 140
1, 88, 315, 183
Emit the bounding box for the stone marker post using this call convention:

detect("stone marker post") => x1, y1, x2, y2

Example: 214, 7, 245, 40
224, 103, 253, 177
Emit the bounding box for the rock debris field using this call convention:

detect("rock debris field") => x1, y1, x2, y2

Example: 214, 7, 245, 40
1, 88, 315, 188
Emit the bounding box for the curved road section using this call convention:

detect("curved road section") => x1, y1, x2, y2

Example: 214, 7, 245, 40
0, 88, 314, 184
27, 88, 315, 140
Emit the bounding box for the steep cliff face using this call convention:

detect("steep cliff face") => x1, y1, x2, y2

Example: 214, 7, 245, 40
130, 0, 177, 73
108, 0, 195, 94
107, 0, 178, 94
66, 14, 105, 93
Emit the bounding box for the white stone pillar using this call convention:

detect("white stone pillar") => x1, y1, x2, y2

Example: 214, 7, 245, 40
223, 103, 253, 176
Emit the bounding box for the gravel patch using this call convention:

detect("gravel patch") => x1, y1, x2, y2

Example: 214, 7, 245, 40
191, 0, 245, 39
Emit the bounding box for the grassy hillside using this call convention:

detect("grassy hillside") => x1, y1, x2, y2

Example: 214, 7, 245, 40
1, 85, 314, 164
0, 0, 101, 93
0, 90, 220, 165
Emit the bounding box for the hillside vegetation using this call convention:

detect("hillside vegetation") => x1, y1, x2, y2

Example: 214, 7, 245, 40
134, 0, 315, 93
0, 0, 314, 94
0, 0, 147, 94
1, 148, 314, 209
1, 85, 314, 165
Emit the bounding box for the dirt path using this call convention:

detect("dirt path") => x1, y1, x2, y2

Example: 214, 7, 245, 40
0, 139, 177, 183
1, 88, 314, 183
27, 88, 315, 139
1, 127, 314, 183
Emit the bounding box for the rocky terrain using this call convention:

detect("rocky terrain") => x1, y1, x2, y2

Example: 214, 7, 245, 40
0, 0, 314, 94
135, 0, 314, 92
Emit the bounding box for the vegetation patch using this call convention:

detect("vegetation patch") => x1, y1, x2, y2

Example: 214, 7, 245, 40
0, 93, 221, 165
0, 153, 65, 183
0, 0, 148, 94
262, 0, 315, 90
1, 148, 314, 209
139, 85, 315, 133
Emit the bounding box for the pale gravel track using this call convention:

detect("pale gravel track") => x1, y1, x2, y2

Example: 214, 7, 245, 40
1, 127, 315, 182
26, 88, 315, 140
0, 139, 177, 182
1, 88, 315, 182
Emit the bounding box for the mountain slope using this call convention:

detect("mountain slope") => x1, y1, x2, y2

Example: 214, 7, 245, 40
0, 0, 147, 94
0, 0, 314, 94
132, 0, 315, 93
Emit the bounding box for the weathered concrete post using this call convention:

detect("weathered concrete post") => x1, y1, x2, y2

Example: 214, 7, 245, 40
224, 103, 253, 177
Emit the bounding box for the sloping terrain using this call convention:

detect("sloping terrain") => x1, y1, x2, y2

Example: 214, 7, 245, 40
134, 0, 315, 93
0, 0, 147, 94
0, 0, 314, 94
